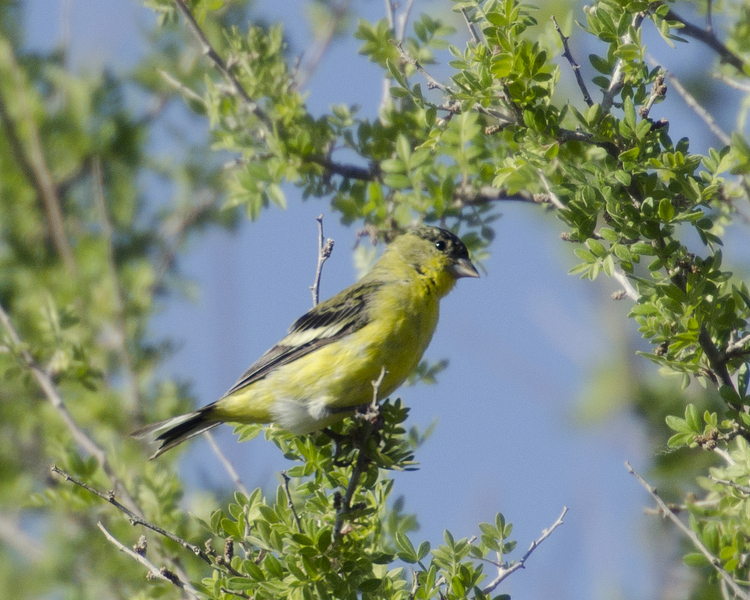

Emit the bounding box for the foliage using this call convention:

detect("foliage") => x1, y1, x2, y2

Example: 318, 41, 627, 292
2, 0, 750, 598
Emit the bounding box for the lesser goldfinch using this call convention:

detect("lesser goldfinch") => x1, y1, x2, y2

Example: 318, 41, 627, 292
134, 226, 478, 458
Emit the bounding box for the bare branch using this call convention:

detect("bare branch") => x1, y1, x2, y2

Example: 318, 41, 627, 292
281, 471, 303, 533
97, 522, 200, 598
310, 215, 335, 307
392, 40, 454, 94
613, 270, 639, 302
51, 466, 212, 565
171, 0, 271, 128
157, 69, 205, 105
306, 155, 378, 181
296, 1, 351, 89
710, 476, 750, 495
460, 8, 480, 45
394, 0, 417, 43
536, 169, 565, 210
552, 16, 593, 107
481, 506, 568, 594
0, 49, 76, 273
662, 7, 745, 73
698, 325, 734, 391
334, 366, 388, 539
638, 72, 667, 120
657, 64, 731, 146
601, 13, 645, 115
204, 430, 250, 497
626, 461, 750, 600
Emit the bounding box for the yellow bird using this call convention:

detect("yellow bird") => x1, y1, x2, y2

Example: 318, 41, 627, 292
134, 226, 478, 458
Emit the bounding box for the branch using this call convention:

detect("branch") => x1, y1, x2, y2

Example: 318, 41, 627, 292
334, 367, 388, 539
552, 16, 593, 107
645, 56, 731, 147
625, 461, 750, 600
51, 466, 212, 565
710, 476, 750, 495
97, 522, 200, 598
638, 72, 667, 120
613, 269, 639, 302
310, 215, 334, 307
157, 69, 206, 105
392, 40, 455, 94
394, 0, 417, 43
460, 8, 480, 45
481, 506, 568, 595
0, 300, 140, 514
281, 470, 303, 533
601, 13, 645, 115
0, 48, 76, 273
204, 430, 250, 498
663, 8, 746, 73
306, 155, 378, 181
171, 0, 271, 128
453, 186, 550, 206
698, 325, 734, 391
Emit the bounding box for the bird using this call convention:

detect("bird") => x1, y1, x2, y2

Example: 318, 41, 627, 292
133, 225, 479, 458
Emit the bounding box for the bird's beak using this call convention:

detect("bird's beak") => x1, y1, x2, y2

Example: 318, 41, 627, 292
451, 258, 480, 278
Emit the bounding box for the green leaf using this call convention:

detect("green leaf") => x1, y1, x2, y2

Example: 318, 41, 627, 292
658, 198, 674, 222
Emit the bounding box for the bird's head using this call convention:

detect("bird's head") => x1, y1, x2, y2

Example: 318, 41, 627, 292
383, 226, 479, 296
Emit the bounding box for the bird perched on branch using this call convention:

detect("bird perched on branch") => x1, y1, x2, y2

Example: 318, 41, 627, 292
134, 225, 479, 458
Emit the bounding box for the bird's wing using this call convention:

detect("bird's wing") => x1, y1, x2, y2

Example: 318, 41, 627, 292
219, 280, 382, 398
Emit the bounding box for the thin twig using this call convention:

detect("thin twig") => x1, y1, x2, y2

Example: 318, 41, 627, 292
552, 16, 592, 107
97, 522, 200, 597
638, 72, 666, 120
710, 476, 750, 495
310, 215, 334, 307
93, 158, 142, 419
626, 461, 750, 600
715, 73, 750, 93
51, 466, 211, 565
204, 430, 250, 497
663, 8, 745, 73
536, 169, 565, 209
157, 69, 206, 105
613, 269, 639, 302
648, 59, 731, 146
601, 13, 645, 115
481, 506, 568, 594
726, 333, 750, 358
394, 0, 417, 42
296, 0, 351, 89
0, 301, 140, 514
334, 367, 388, 539
171, 0, 271, 127
698, 325, 734, 391
0, 44, 76, 273
460, 8, 480, 45
281, 471, 303, 533
392, 40, 454, 94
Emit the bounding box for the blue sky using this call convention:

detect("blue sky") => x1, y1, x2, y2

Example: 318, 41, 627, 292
23, 1, 750, 598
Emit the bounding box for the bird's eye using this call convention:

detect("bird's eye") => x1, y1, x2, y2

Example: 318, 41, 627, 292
435, 240, 446, 252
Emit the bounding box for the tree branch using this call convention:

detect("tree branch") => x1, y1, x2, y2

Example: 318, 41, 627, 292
552, 16, 593, 107
97, 522, 200, 598
626, 461, 750, 600
51, 466, 212, 565
481, 506, 568, 594
204, 430, 251, 498
663, 8, 745, 73
334, 367, 388, 539
0, 49, 76, 273
171, 0, 271, 128
310, 215, 334, 307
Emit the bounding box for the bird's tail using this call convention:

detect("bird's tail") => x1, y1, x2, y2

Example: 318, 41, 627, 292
132, 407, 220, 459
